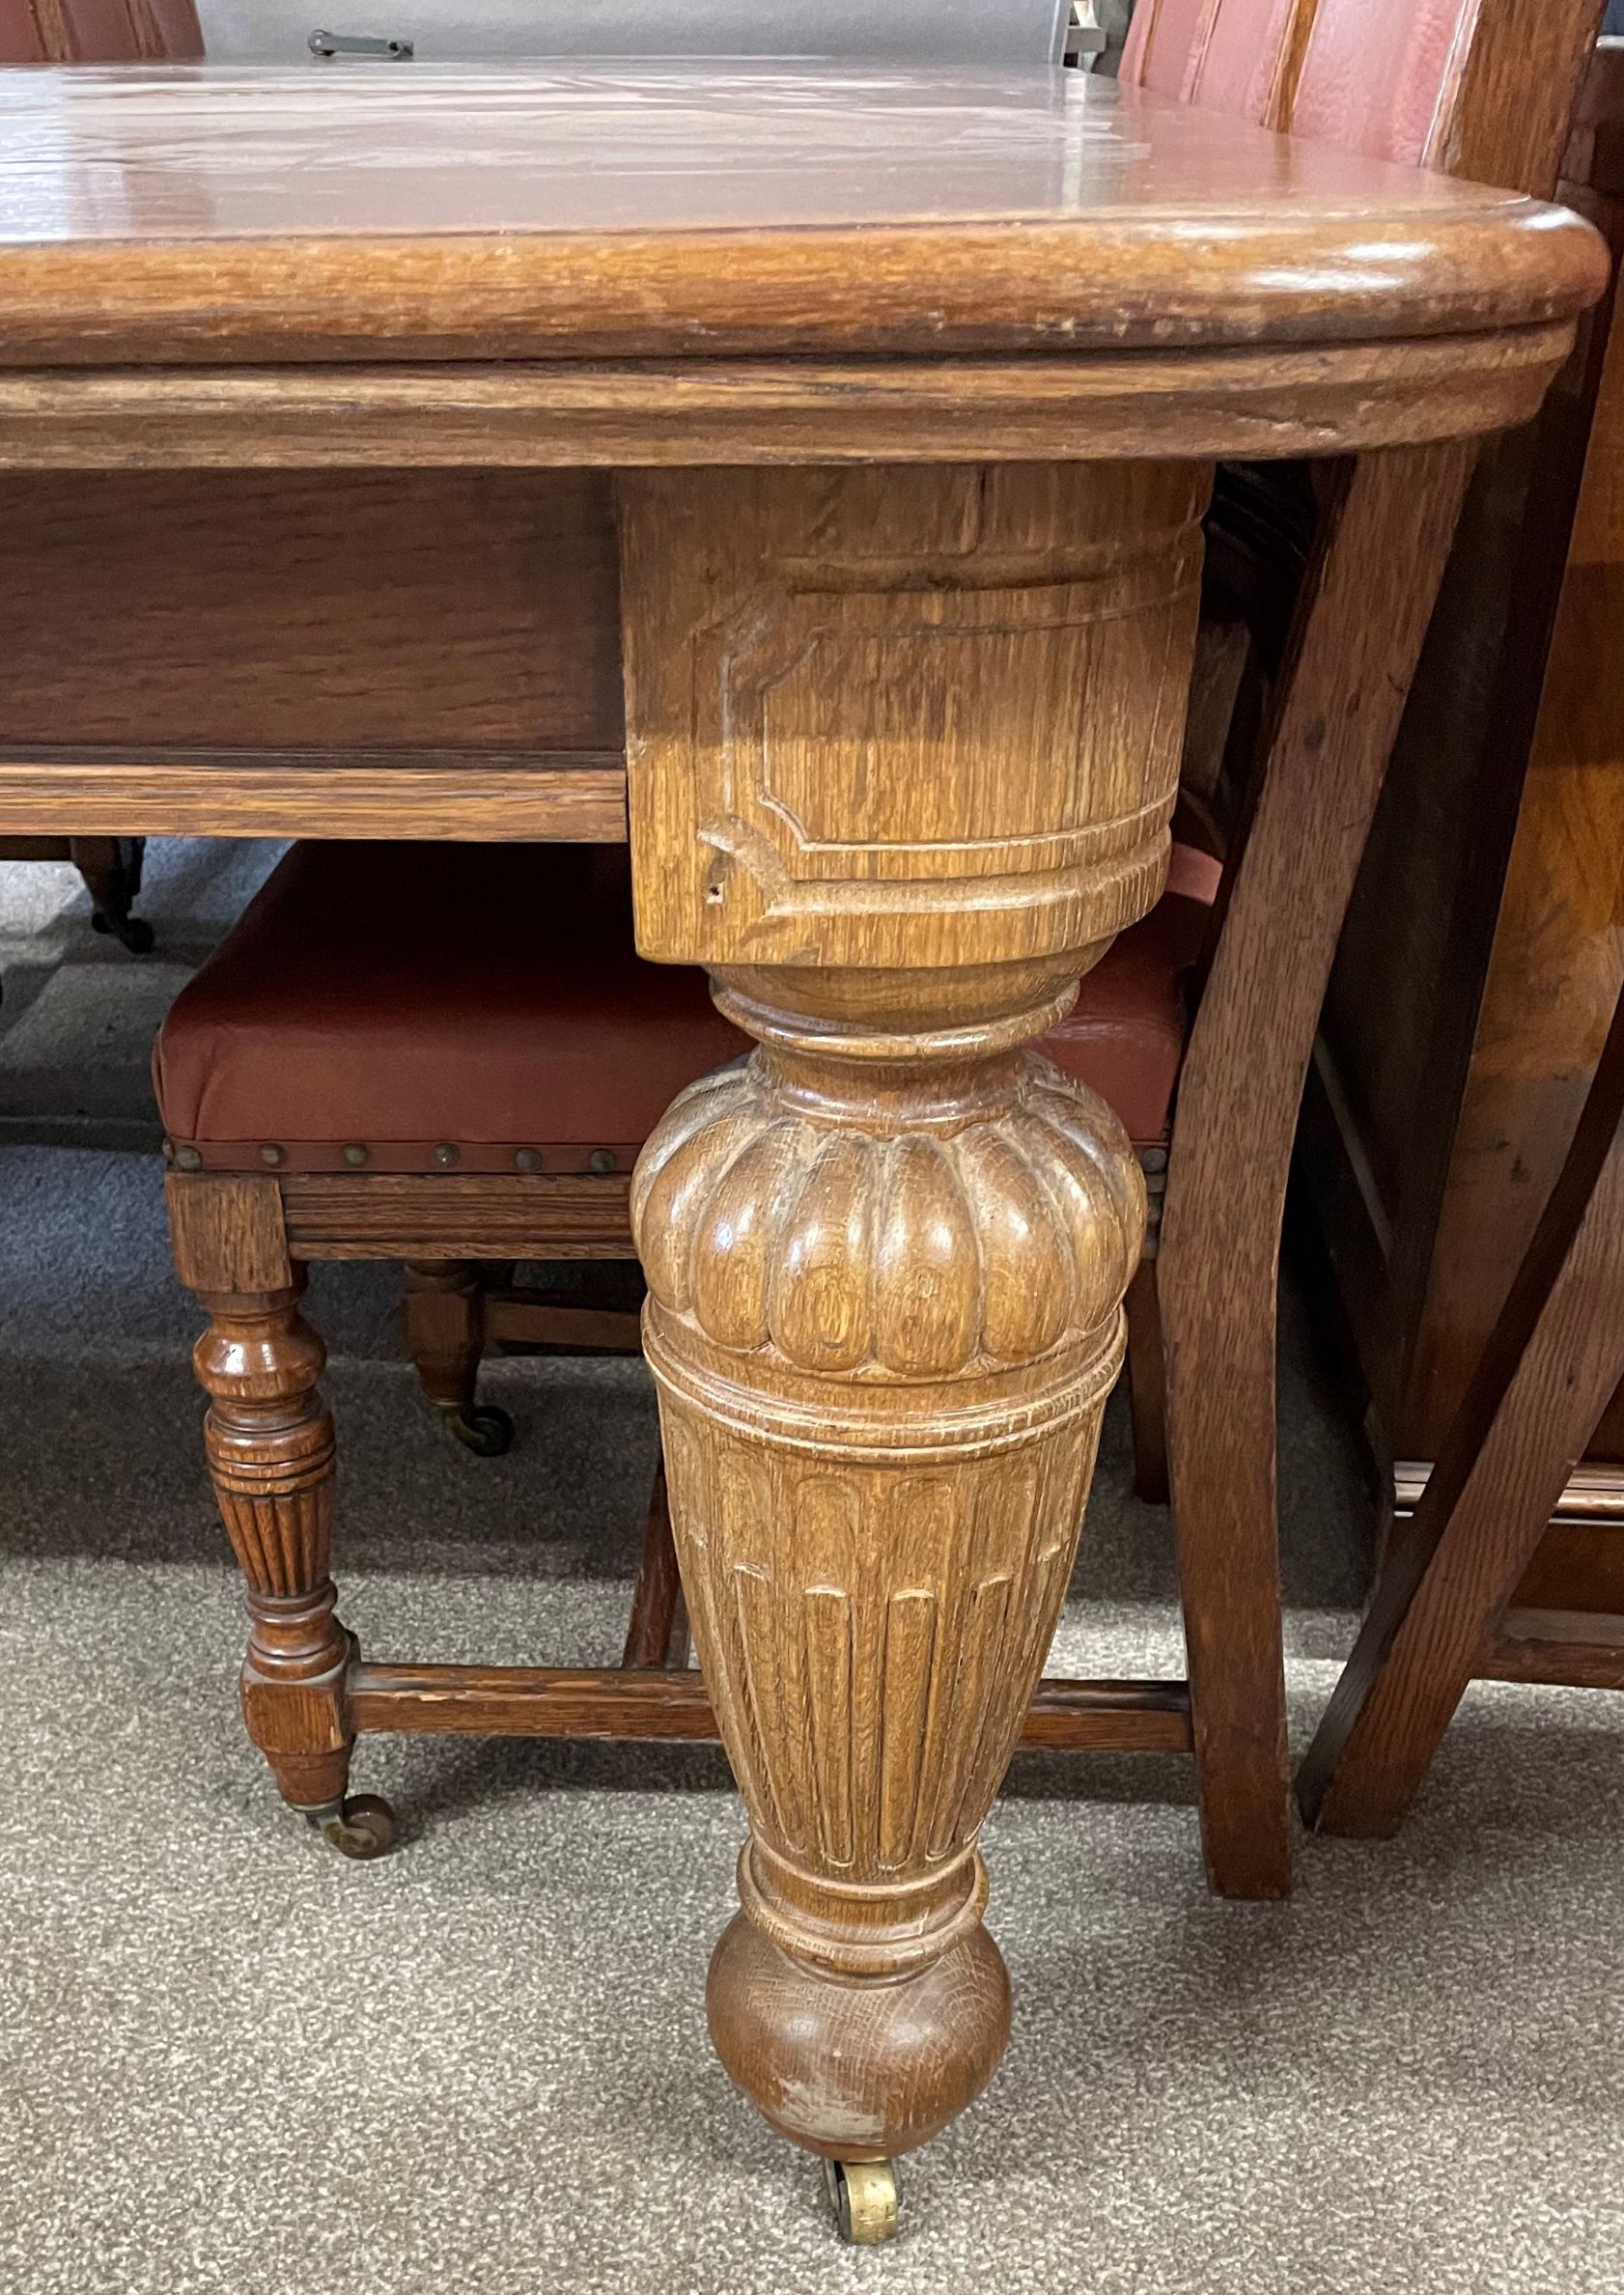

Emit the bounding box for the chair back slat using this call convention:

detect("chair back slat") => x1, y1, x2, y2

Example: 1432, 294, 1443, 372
1290, 0, 1482, 169
1, 2, 202, 62
1120, 0, 1308, 130
1124, 0, 1607, 195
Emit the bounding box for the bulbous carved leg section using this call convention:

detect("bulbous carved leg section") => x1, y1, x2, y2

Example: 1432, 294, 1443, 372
191, 1278, 369, 1828
709, 1913, 1010, 2164
631, 968, 1145, 2163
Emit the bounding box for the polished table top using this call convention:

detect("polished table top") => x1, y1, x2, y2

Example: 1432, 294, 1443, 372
0, 62, 1604, 364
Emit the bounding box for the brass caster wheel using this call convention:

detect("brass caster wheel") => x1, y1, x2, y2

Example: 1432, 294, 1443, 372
824, 2159, 900, 2246
444, 1403, 515, 1458
313, 1793, 399, 1861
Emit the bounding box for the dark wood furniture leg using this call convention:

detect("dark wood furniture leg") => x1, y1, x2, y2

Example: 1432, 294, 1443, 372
70, 832, 152, 953
1123, 1256, 1170, 1506
403, 1257, 515, 1457
1160, 438, 1476, 1899
1298, 984, 1624, 1835
167, 1172, 394, 1859
622, 1461, 688, 1669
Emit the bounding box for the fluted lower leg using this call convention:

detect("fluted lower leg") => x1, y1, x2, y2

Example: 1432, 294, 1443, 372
191, 1274, 353, 1811
631, 963, 1144, 2159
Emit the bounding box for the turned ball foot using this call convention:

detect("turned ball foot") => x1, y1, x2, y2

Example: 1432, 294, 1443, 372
707, 1912, 1010, 2163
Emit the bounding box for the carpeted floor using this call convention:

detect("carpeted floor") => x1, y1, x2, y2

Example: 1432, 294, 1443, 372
1, 842, 1621, 2295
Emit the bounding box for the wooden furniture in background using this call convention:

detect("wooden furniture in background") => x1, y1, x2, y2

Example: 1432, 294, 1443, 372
1115, 0, 1609, 1905
1299, 963, 1624, 1835
152, 817, 1211, 1817
0, 57, 1600, 2239
0, 833, 152, 950
154, 836, 1204, 1855
0, 0, 199, 62
0, 0, 203, 945
1303, 38, 1624, 1608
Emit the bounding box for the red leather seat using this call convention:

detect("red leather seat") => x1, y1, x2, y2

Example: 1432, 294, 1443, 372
154, 840, 1218, 1172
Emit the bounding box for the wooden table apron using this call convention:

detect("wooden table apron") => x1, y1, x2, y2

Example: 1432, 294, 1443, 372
0, 63, 1603, 2169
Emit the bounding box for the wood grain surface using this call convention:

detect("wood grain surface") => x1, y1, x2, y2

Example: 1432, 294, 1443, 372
0, 330, 1579, 470
0, 65, 1603, 366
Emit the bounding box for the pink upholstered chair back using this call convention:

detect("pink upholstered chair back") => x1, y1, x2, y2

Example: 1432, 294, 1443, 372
1290, 0, 1481, 166
1120, 0, 1305, 130
1121, 0, 1603, 194
0, 0, 202, 64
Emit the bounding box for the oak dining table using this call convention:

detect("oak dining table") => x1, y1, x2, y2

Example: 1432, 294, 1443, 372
0, 57, 1605, 2235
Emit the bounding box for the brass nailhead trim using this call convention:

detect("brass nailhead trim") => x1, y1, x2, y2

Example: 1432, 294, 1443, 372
515, 1148, 542, 1173
260, 1144, 285, 1168
174, 1145, 203, 1171
588, 1148, 618, 1174
434, 1144, 461, 1168
342, 1143, 370, 1167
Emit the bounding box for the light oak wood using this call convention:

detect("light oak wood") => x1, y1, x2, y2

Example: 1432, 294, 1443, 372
621, 462, 1208, 975
0, 67, 1601, 370
0, 749, 628, 841
0, 470, 622, 748
0, 330, 1579, 471
8, 49, 1606, 2211
347, 1665, 1195, 1752
623, 462, 1164, 2162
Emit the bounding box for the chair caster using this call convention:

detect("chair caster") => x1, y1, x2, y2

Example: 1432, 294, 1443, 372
309, 1793, 399, 1861
91, 910, 155, 955
443, 1403, 515, 1458
824, 2159, 900, 2246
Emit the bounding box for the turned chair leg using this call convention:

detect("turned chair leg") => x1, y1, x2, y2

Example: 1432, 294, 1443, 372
1123, 1256, 1170, 1506
403, 1259, 515, 1457
168, 1173, 396, 1859
70, 834, 154, 954
622, 1460, 689, 1669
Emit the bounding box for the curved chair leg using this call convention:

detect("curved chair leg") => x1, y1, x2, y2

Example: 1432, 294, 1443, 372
1160, 440, 1475, 1899
1298, 984, 1624, 1836
404, 1258, 514, 1457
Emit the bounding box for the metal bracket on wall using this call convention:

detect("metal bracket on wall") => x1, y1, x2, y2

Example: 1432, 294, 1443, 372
308, 30, 414, 57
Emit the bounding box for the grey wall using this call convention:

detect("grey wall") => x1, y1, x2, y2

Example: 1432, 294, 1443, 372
192, 1, 1070, 67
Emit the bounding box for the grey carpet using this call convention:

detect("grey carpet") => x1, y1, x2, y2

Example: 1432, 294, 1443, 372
2, 844, 1622, 2295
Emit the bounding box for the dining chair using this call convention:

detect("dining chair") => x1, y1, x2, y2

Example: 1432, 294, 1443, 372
154, 834, 1214, 1855
146, 0, 1610, 1901
1108, 0, 1609, 1898
0, 1, 198, 940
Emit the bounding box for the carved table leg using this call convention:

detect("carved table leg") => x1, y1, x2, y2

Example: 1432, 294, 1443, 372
634, 966, 1144, 2169
618, 462, 1208, 2209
